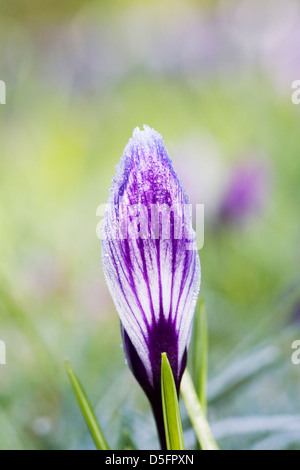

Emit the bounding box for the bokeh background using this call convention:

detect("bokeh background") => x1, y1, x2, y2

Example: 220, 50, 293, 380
1, 0, 300, 450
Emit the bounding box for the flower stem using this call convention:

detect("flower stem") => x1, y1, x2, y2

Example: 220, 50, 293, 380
181, 370, 219, 450
151, 397, 167, 450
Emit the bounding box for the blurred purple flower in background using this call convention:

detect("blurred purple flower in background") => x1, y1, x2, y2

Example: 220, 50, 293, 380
219, 158, 271, 225
101, 126, 200, 448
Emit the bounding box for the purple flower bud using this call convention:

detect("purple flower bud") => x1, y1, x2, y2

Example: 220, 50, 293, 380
220, 159, 270, 225
101, 125, 201, 447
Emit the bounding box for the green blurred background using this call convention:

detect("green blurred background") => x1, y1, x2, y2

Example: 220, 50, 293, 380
1, 0, 300, 450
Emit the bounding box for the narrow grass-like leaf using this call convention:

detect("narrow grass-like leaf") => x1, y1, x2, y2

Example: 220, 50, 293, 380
181, 370, 219, 450
161, 352, 185, 450
65, 360, 109, 450
208, 344, 280, 403
192, 296, 208, 414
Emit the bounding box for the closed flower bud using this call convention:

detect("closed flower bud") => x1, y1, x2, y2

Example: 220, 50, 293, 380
101, 125, 201, 448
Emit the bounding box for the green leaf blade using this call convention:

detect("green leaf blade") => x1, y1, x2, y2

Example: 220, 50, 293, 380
65, 360, 109, 450
161, 352, 185, 450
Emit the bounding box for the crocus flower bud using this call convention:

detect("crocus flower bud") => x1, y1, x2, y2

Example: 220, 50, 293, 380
101, 125, 201, 448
